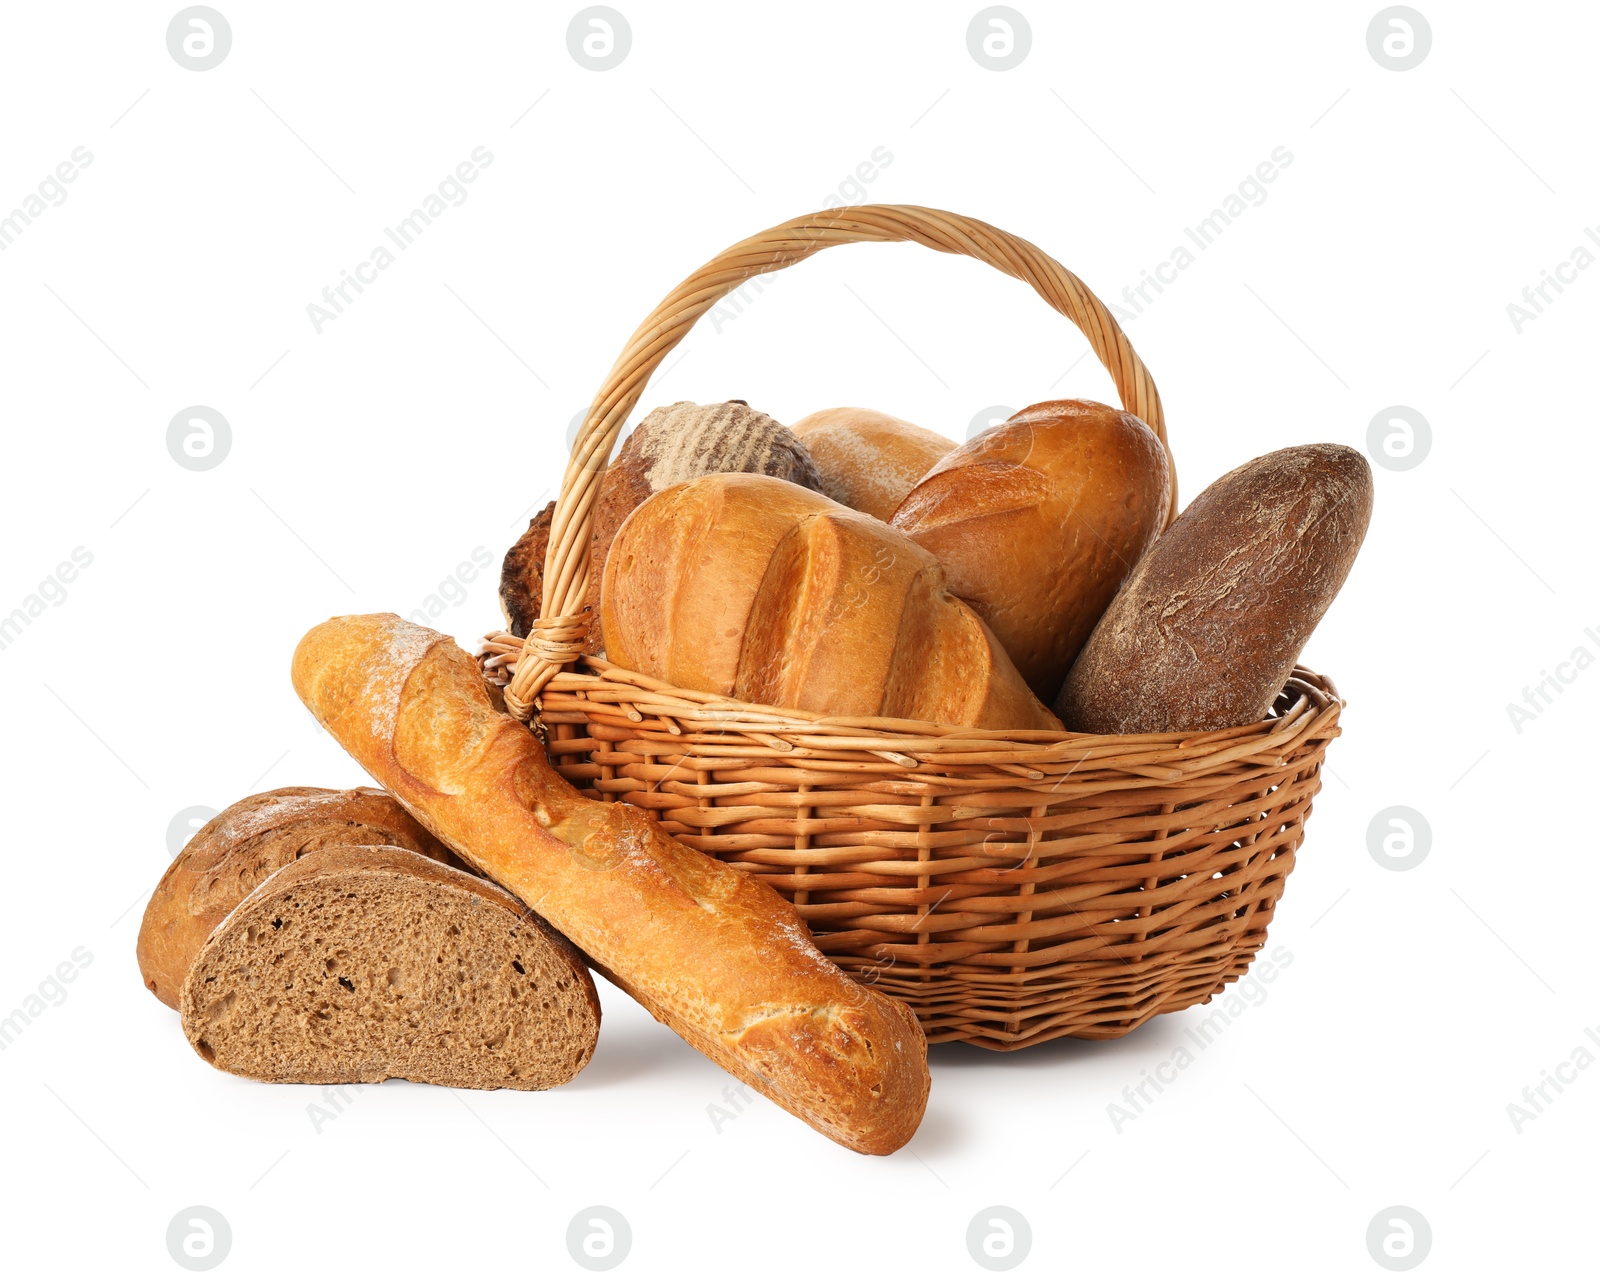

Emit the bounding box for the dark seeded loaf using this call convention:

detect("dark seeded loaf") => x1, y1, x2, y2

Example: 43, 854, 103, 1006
180, 843, 600, 1090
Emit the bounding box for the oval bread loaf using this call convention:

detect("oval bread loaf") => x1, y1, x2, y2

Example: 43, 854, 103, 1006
1055, 443, 1373, 733
138, 786, 454, 1009
788, 407, 954, 521
500, 401, 823, 649
891, 399, 1172, 701
601, 473, 1060, 730
180, 843, 600, 1090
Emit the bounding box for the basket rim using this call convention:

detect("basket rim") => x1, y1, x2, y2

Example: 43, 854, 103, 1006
482, 631, 1340, 767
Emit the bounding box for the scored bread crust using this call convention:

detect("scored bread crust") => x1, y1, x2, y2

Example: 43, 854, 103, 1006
601, 473, 1060, 730
291, 613, 931, 1155
179, 843, 600, 1089
498, 402, 824, 649
138, 787, 455, 1009
891, 399, 1172, 701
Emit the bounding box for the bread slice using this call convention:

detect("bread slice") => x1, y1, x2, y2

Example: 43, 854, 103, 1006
180, 844, 600, 1090
139, 786, 457, 1009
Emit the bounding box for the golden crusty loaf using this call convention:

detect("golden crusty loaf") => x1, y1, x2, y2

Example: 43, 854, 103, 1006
181, 843, 600, 1090
601, 473, 1060, 730
292, 614, 929, 1155
500, 401, 823, 648
788, 407, 954, 521
1057, 443, 1373, 733
891, 399, 1172, 701
138, 786, 454, 1009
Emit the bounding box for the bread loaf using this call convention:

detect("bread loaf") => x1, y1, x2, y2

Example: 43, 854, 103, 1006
292, 614, 930, 1155
1056, 443, 1373, 733
601, 474, 1061, 730
788, 407, 954, 521
180, 843, 600, 1089
499, 501, 558, 643
138, 786, 454, 1009
500, 401, 823, 648
891, 399, 1172, 701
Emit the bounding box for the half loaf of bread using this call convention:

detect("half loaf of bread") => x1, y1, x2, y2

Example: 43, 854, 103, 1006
139, 787, 455, 1009
180, 843, 600, 1090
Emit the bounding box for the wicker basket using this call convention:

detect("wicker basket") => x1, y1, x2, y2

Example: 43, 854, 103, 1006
482, 205, 1342, 1050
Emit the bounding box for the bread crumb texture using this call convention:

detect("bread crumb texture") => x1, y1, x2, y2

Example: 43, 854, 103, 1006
181, 853, 599, 1090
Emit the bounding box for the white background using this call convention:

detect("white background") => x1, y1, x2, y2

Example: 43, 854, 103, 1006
2, 1, 1594, 1274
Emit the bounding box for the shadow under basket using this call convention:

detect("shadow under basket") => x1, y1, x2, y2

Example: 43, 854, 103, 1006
488, 649, 1341, 1051
485, 204, 1343, 1049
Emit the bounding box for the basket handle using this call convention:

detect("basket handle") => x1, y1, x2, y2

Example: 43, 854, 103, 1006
507, 203, 1175, 718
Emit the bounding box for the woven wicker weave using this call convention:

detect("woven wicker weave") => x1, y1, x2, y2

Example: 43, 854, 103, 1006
482, 205, 1342, 1049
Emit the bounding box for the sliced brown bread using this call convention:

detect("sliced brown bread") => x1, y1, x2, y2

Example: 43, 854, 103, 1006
180, 844, 600, 1090
139, 786, 458, 1008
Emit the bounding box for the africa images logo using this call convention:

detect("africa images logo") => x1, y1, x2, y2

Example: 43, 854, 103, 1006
305, 148, 495, 334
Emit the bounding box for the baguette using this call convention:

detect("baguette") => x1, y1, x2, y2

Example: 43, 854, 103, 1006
291, 613, 930, 1154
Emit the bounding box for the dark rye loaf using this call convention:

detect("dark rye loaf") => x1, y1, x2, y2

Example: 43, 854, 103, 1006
139, 787, 456, 1009
180, 844, 600, 1090
1055, 443, 1372, 733
500, 401, 824, 651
